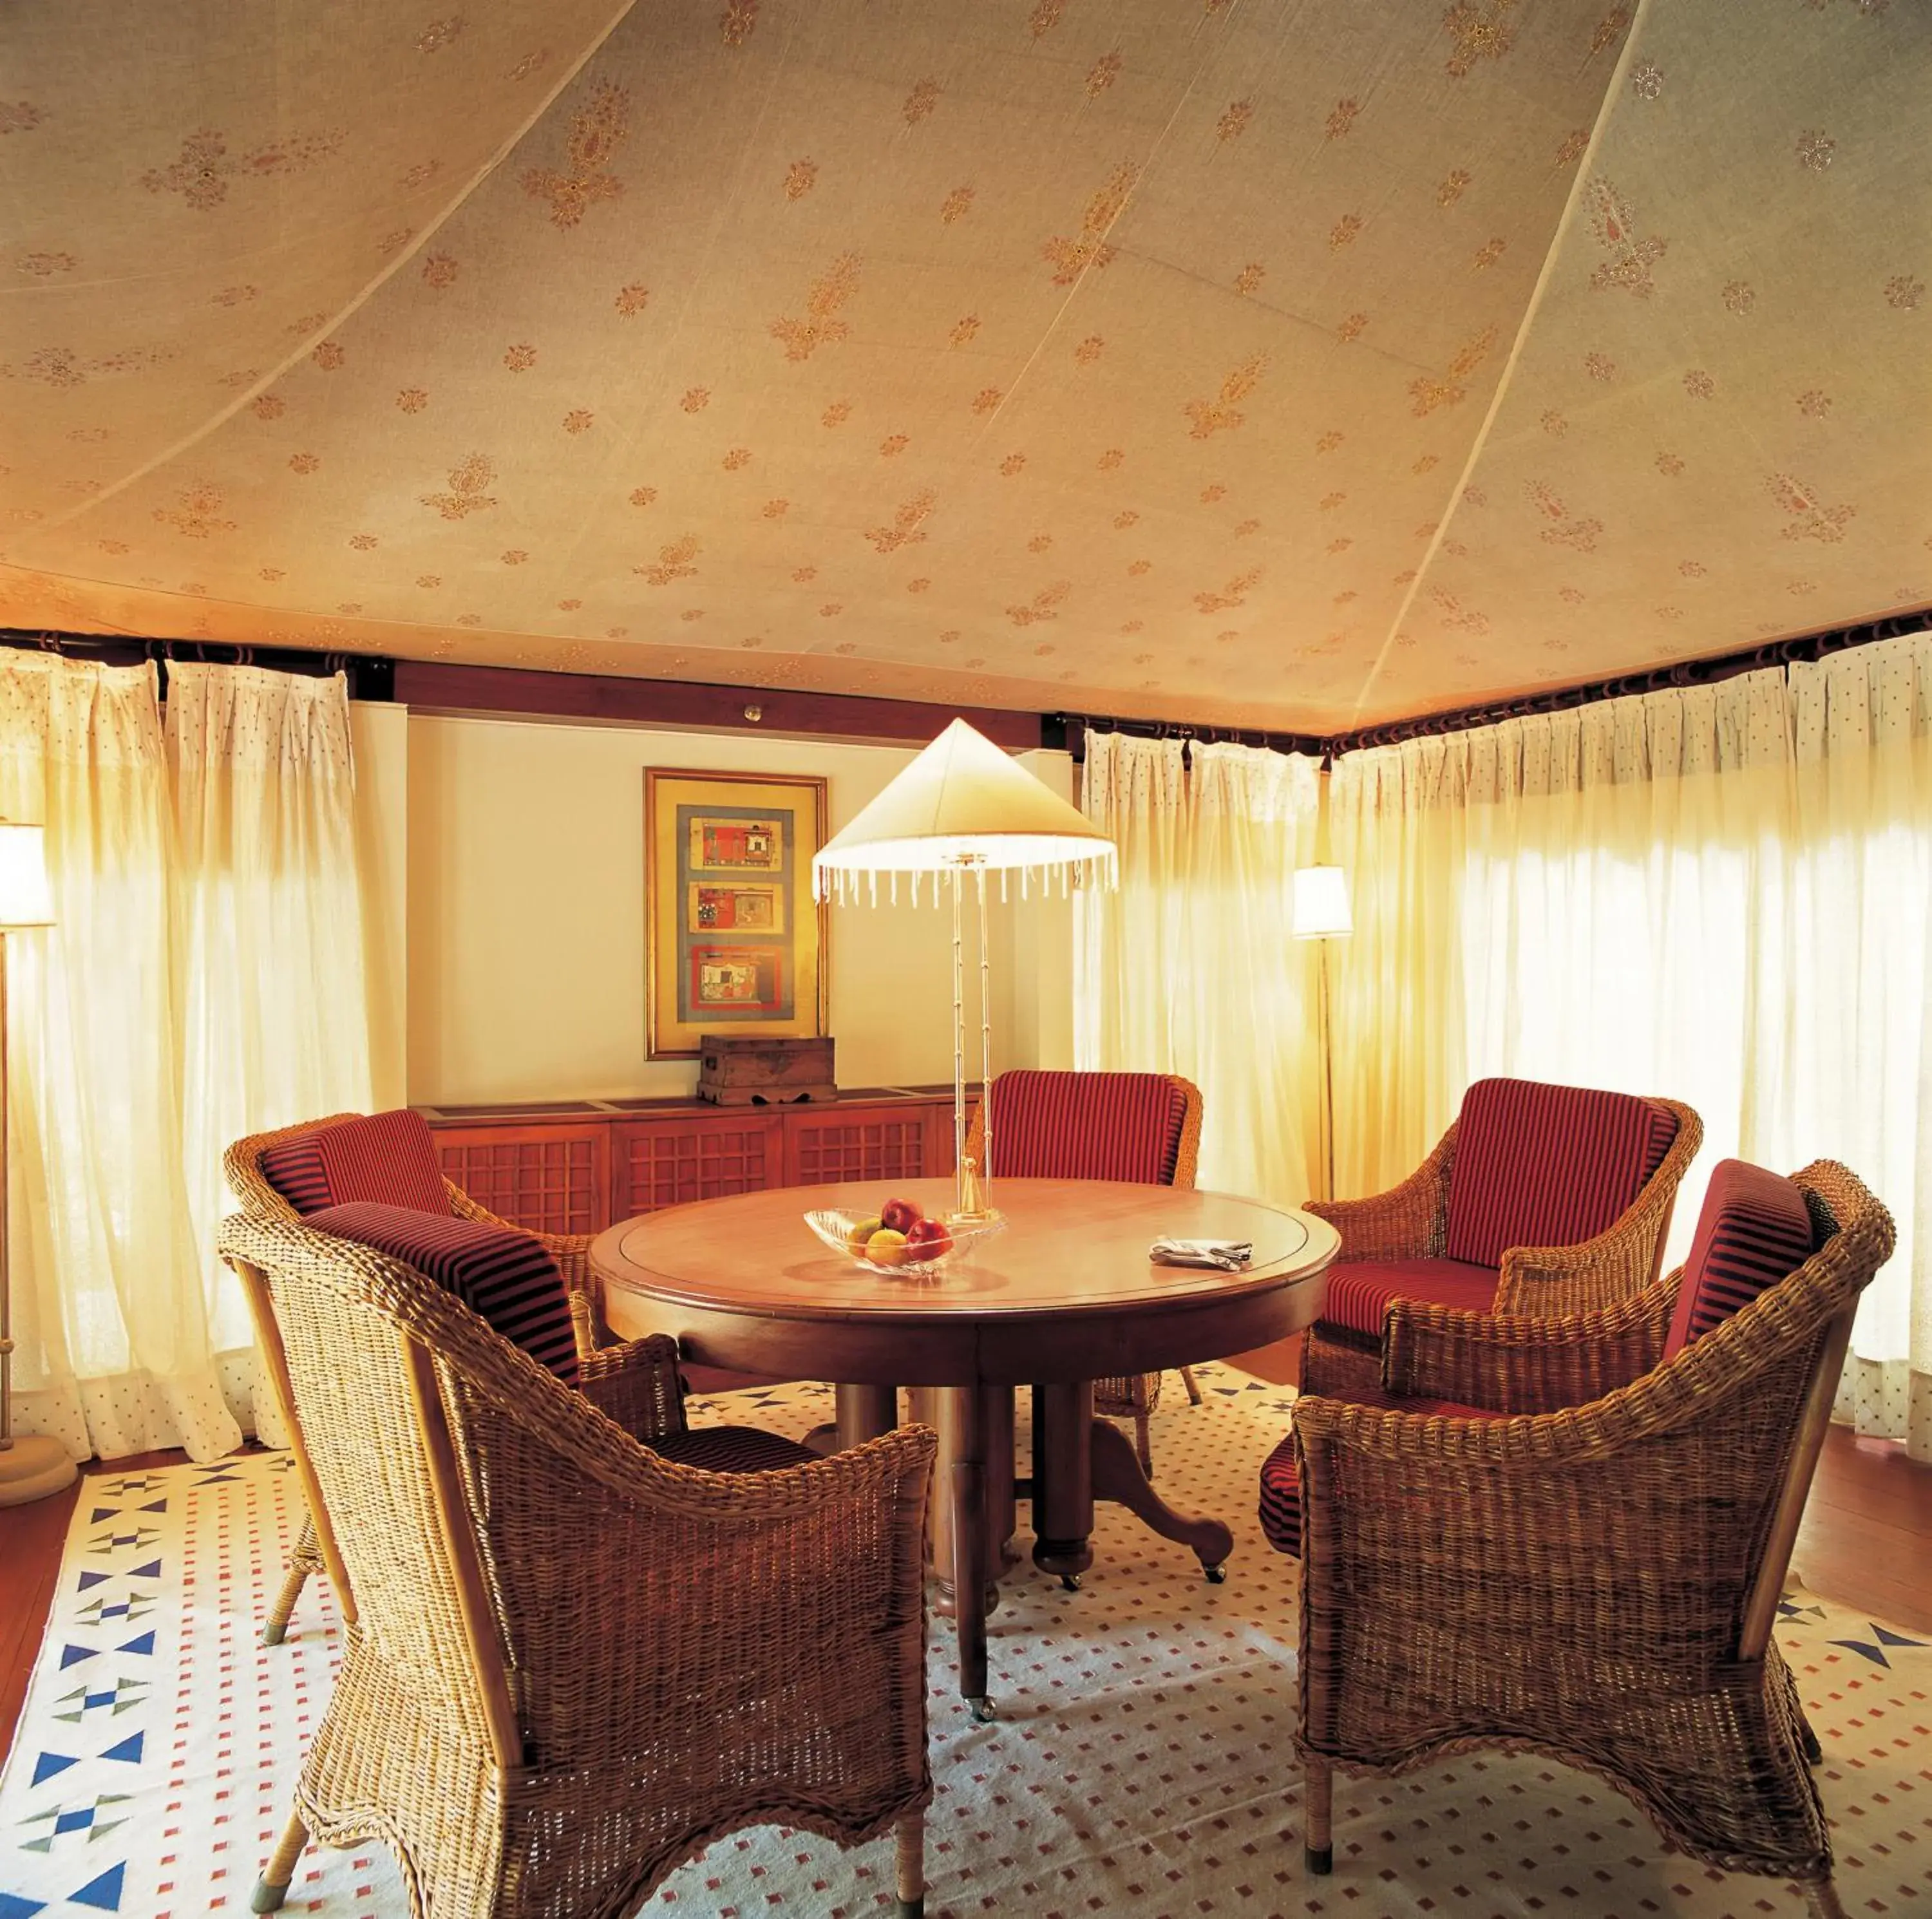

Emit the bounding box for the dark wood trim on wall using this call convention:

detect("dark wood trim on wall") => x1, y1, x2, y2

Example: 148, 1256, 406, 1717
389, 659, 1045, 749
10, 603, 1928, 759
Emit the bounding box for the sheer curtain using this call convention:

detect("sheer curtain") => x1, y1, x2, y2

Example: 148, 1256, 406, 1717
3, 652, 372, 1463
1, 656, 238, 1461
1329, 630, 1932, 1458
1075, 732, 1323, 1207
169, 663, 372, 1366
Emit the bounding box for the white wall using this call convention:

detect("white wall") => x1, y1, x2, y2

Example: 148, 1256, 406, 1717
348, 701, 410, 1111
394, 707, 1075, 1106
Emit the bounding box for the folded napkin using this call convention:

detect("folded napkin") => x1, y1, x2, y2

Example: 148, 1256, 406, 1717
1149, 1236, 1253, 1271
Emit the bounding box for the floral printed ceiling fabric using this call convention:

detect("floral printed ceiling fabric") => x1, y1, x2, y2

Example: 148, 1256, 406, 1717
1, 0, 1926, 732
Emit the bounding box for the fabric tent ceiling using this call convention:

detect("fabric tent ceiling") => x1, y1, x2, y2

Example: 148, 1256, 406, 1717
2, 0, 1926, 732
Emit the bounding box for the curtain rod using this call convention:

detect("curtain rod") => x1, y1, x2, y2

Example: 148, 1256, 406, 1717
11, 602, 1927, 760
0, 629, 396, 701
1321, 607, 1932, 755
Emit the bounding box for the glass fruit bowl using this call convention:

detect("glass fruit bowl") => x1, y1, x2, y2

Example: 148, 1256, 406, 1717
804, 1208, 1006, 1276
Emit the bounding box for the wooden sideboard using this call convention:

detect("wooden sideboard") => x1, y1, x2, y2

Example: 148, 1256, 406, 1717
414, 1086, 967, 1238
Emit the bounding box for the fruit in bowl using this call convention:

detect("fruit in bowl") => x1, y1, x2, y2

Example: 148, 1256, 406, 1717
804, 1205, 1002, 1274
879, 1196, 922, 1234
905, 1216, 953, 1260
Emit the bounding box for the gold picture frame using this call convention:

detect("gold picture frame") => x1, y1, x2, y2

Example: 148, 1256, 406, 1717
644, 767, 829, 1059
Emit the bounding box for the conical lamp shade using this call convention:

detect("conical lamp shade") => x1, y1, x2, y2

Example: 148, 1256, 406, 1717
814, 719, 1114, 896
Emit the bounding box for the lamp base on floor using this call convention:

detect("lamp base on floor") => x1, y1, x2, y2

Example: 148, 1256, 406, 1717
0, 1432, 78, 1506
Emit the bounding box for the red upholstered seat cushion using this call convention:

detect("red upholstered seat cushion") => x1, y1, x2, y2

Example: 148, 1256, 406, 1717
1443, 1078, 1677, 1269
1662, 1159, 1816, 1362
261, 1110, 451, 1218
986, 1071, 1189, 1185
1259, 1395, 1500, 1558
650, 1428, 818, 1472
308, 1202, 581, 1386
1318, 1256, 1499, 1340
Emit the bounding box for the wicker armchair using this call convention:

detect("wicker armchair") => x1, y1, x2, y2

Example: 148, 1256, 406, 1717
1302, 1078, 1701, 1401
965, 1070, 1204, 1475
222, 1209, 936, 1919
228, 1113, 711, 1646
1292, 1158, 1894, 1919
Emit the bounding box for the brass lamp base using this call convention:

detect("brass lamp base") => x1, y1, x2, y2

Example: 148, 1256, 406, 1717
0, 1432, 78, 1506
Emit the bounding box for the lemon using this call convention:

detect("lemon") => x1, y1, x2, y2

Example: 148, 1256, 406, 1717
846, 1215, 883, 1254
865, 1227, 910, 1267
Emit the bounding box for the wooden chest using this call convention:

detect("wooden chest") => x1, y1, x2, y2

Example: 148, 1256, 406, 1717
697, 1034, 837, 1106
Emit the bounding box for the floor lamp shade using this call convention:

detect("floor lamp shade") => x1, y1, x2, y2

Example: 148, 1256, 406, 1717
1291, 864, 1353, 941
0, 818, 75, 1506
813, 719, 1115, 1220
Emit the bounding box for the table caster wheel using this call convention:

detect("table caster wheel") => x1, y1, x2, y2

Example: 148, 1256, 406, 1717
1305, 1844, 1332, 1876
967, 1696, 996, 1723
1202, 1562, 1227, 1584
1060, 1574, 1081, 1593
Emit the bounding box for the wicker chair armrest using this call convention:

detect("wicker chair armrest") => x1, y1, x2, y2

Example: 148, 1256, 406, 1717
1380, 1276, 1676, 1412
1492, 1100, 1702, 1316
453, 1358, 940, 1766
576, 1333, 687, 1442
1304, 1120, 1457, 1261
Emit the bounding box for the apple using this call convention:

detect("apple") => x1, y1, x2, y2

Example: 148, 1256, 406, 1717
905, 1217, 953, 1261
866, 1227, 911, 1268
846, 1215, 883, 1255
879, 1196, 923, 1234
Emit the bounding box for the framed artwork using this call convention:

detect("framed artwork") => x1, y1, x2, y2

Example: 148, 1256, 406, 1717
644, 767, 829, 1059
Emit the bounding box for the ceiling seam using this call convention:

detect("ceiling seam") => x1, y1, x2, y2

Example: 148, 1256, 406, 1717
29, 0, 644, 543
1345, 0, 1661, 727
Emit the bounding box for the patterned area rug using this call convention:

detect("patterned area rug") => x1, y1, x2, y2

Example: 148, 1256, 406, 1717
1, 1365, 1928, 1919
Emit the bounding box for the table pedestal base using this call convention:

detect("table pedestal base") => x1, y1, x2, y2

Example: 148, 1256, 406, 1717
813, 1380, 1233, 1708
1089, 1415, 1231, 1579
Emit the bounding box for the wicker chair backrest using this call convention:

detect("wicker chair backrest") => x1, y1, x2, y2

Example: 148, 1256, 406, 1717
218, 1209, 918, 1772
219, 1211, 528, 1758
224, 1114, 377, 1224
1600, 1160, 1891, 1648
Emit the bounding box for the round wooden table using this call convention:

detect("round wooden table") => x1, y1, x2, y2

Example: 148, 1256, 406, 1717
592, 1176, 1337, 1716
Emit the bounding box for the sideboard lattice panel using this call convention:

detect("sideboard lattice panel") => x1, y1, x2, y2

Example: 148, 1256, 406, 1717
621, 1126, 776, 1213
437, 1138, 601, 1236
793, 1118, 932, 1186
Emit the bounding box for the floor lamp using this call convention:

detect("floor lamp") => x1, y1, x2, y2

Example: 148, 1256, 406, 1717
813, 718, 1116, 1221
0, 820, 75, 1507
1292, 865, 1352, 1205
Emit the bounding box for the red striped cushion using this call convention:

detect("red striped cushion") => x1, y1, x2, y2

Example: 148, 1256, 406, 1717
1259, 1394, 1500, 1558
985, 1071, 1189, 1185
312, 1110, 451, 1215
1662, 1160, 1815, 1361
260, 1135, 332, 1216
1639, 1102, 1679, 1184
650, 1428, 817, 1472
308, 1202, 580, 1386
1318, 1256, 1498, 1339
1258, 1435, 1305, 1556
1444, 1079, 1671, 1269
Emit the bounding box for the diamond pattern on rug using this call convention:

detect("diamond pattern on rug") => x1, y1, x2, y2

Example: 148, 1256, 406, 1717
1, 1362, 1927, 1916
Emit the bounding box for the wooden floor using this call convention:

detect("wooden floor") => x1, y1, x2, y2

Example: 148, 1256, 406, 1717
5, 1375, 1930, 1774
